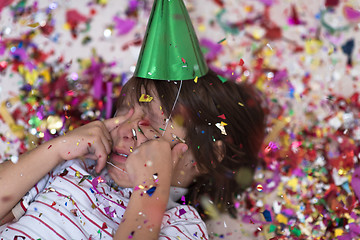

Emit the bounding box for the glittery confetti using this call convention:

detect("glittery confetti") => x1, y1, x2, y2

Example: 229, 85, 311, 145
139, 94, 153, 103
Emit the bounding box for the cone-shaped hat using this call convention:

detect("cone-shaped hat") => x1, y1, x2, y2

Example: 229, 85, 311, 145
134, 0, 208, 81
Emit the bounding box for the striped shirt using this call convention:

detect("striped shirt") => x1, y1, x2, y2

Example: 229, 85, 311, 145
0, 160, 208, 240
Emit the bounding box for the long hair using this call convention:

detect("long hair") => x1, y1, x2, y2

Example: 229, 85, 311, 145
116, 70, 268, 218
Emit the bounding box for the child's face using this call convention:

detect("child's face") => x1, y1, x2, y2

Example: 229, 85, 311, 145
107, 84, 199, 188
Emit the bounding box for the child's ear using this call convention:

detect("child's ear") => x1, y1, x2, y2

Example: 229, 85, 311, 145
213, 140, 225, 162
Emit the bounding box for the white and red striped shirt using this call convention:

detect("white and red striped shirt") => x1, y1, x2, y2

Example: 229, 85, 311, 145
0, 160, 208, 240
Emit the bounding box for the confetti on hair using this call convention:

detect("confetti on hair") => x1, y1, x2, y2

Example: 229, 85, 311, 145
215, 122, 227, 135
217, 75, 227, 83
139, 94, 153, 103
217, 114, 226, 120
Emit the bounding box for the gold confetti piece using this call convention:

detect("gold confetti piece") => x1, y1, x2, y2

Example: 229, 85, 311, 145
238, 102, 244, 106
0, 97, 25, 139
27, 22, 40, 28
47, 115, 63, 131
75, 171, 81, 178
220, 121, 227, 126
264, 119, 287, 144
139, 94, 153, 103
200, 195, 220, 219
194, 76, 198, 83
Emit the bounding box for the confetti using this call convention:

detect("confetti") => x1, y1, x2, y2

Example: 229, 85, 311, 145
217, 114, 226, 120
256, 184, 263, 192
262, 210, 272, 222
0, 2, 360, 239
139, 94, 153, 103
146, 186, 156, 197
179, 208, 186, 216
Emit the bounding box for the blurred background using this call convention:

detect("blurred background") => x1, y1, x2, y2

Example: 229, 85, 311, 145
0, 0, 360, 239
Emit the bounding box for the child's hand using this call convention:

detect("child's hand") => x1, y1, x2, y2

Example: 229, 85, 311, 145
124, 140, 188, 187
56, 109, 134, 173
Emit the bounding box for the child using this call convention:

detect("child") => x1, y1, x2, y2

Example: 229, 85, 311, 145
0, 0, 267, 239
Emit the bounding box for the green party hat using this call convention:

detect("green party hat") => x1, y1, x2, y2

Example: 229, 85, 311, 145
134, 0, 208, 81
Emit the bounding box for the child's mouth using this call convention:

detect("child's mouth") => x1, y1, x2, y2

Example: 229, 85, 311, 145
115, 152, 128, 158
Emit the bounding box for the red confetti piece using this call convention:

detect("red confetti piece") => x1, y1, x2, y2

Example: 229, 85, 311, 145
0, 61, 7, 72
213, 0, 224, 7
48, 145, 52, 149
102, 222, 107, 230
217, 114, 226, 120
181, 57, 186, 64
325, 0, 339, 8
239, 58, 245, 66
88, 142, 92, 147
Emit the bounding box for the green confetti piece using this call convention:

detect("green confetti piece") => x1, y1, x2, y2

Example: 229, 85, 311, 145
269, 224, 277, 233
28, 116, 41, 127
290, 227, 301, 237
217, 75, 227, 83
217, 38, 226, 44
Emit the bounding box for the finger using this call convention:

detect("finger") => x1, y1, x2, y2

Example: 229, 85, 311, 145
100, 135, 112, 155
98, 122, 113, 144
171, 143, 188, 167
138, 126, 160, 142
103, 108, 134, 132
92, 142, 108, 173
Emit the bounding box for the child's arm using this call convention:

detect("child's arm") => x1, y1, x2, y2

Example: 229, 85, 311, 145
114, 140, 187, 240
0, 109, 133, 220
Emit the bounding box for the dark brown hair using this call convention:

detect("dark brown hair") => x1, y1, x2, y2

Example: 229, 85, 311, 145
116, 70, 267, 218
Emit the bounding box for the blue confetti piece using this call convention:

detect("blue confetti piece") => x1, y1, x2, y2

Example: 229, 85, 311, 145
263, 209, 272, 222
146, 186, 156, 196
